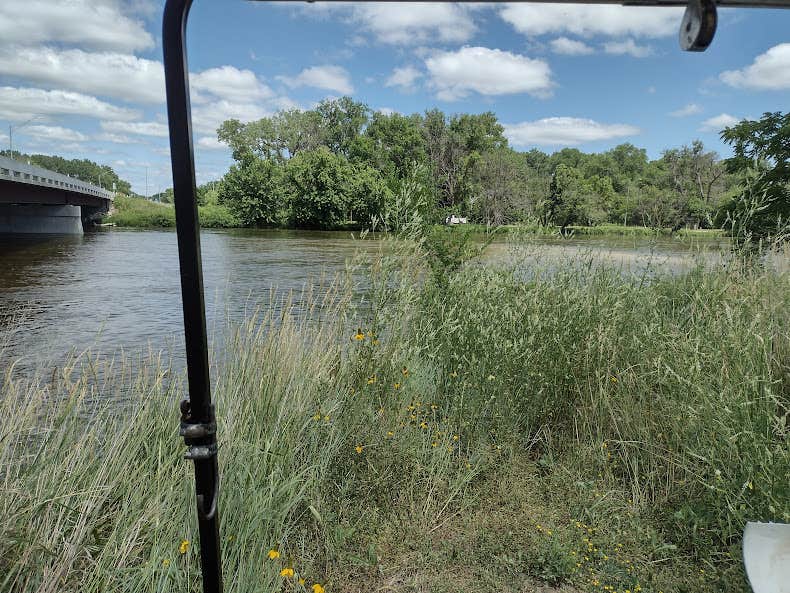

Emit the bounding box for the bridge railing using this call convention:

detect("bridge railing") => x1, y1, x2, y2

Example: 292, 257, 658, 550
0, 155, 114, 201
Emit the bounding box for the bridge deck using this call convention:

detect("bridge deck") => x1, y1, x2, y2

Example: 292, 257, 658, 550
0, 155, 114, 202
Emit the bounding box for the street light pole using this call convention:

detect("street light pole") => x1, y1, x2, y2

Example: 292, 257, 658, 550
8, 115, 43, 157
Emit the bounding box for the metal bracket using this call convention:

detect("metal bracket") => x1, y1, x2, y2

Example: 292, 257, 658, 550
680, 0, 718, 51
180, 399, 218, 460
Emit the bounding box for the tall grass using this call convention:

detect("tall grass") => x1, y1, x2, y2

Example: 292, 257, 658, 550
1, 235, 787, 592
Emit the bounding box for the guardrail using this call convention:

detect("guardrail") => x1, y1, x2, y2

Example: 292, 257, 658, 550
0, 155, 114, 201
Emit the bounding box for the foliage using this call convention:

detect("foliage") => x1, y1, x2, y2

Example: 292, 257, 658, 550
107, 195, 239, 228
219, 157, 285, 227
721, 112, 790, 250
210, 99, 759, 233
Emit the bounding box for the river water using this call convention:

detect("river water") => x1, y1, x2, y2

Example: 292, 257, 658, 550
0, 228, 728, 370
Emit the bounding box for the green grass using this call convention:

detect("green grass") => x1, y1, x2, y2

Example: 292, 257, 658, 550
106, 196, 241, 229
1, 238, 787, 593
444, 222, 725, 239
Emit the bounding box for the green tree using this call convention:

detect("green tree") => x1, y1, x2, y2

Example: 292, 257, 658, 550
315, 97, 370, 157
721, 112, 790, 247
218, 157, 284, 227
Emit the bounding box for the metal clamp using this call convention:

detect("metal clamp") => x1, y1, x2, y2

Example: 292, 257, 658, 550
180, 399, 218, 459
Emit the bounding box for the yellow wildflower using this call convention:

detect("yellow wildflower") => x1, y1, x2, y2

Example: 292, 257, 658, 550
386, 431, 394, 437
393, 382, 401, 389
420, 422, 428, 429
162, 558, 171, 567
313, 413, 322, 421
450, 371, 458, 378
453, 435, 459, 441
299, 578, 306, 585
312, 584, 325, 593
267, 549, 280, 560
280, 568, 294, 578
179, 540, 189, 554
610, 376, 618, 383
353, 329, 365, 341
431, 442, 437, 447
367, 375, 376, 385
355, 445, 363, 454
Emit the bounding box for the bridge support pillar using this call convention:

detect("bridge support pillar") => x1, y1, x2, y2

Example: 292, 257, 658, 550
0, 204, 84, 234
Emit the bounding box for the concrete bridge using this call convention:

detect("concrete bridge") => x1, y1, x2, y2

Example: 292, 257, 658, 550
0, 155, 114, 234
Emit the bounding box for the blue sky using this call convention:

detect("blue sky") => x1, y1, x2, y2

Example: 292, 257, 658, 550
0, 1, 788, 195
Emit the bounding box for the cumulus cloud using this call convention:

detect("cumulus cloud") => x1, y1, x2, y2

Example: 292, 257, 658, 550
0, 87, 139, 121
192, 100, 274, 135
100, 121, 169, 138
425, 46, 553, 101
0, 47, 165, 104
196, 136, 228, 150
500, 4, 681, 38
504, 117, 639, 146
305, 3, 476, 45
669, 103, 702, 117
603, 39, 653, 58
0, 0, 153, 52
191, 66, 274, 104
720, 43, 790, 90
549, 37, 594, 55
278, 65, 354, 95
385, 66, 422, 92
699, 113, 740, 132
24, 125, 88, 143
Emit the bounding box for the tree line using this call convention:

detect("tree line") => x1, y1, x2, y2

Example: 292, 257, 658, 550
212, 96, 765, 232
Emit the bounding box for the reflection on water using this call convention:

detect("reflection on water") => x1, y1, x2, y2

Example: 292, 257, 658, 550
0, 228, 738, 371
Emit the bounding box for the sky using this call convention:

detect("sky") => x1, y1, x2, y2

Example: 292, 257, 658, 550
0, 1, 788, 195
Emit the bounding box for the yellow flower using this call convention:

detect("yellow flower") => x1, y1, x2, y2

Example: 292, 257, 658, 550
313, 412, 322, 421
353, 329, 365, 341
367, 375, 376, 384
393, 382, 401, 389
267, 549, 280, 560
355, 445, 363, 454
386, 431, 394, 437
162, 558, 171, 567
610, 376, 618, 383
420, 422, 428, 429
179, 540, 189, 554
280, 568, 295, 578
312, 584, 325, 593
431, 442, 437, 447
487, 374, 495, 381
450, 371, 458, 378
453, 435, 459, 441
299, 578, 306, 585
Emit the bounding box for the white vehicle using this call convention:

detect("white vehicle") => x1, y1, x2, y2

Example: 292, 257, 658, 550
445, 214, 468, 225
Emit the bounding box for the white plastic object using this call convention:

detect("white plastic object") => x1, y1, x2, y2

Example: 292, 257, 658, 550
743, 522, 790, 593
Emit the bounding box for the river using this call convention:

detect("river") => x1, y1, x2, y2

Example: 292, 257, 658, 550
0, 228, 729, 370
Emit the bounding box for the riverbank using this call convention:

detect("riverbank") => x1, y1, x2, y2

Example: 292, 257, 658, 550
3, 240, 786, 593
105, 197, 726, 239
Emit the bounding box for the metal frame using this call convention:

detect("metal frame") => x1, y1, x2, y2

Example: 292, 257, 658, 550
161, 1, 790, 592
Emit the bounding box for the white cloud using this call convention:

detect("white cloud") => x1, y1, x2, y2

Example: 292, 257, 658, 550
101, 121, 169, 138
669, 103, 702, 117
385, 66, 422, 92
23, 125, 88, 143
603, 39, 653, 58
0, 87, 139, 121
500, 4, 682, 38
699, 113, 740, 132
278, 65, 354, 95
191, 66, 274, 104
377, 107, 397, 116
196, 136, 228, 151
192, 100, 273, 135
549, 37, 594, 56
425, 46, 553, 101
0, 0, 153, 52
504, 117, 639, 146
96, 133, 138, 144
720, 43, 790, 90
308, 3, 476, 45
0, 47, 165, 104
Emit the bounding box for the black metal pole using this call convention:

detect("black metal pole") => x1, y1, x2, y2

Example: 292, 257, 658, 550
162, 1, 223, 592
